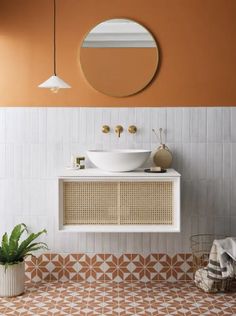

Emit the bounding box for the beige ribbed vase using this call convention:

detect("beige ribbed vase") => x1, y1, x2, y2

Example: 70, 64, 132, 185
0, 262, 25, 297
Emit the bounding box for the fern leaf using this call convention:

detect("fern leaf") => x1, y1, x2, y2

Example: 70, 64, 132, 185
0, 246, 6, 264
15, 229, 47, 261
22, 245, 48, 255
1, 232, 9, 262
17, 242, 48, 259
25, 242, 48, 250
8, 224, 27, 260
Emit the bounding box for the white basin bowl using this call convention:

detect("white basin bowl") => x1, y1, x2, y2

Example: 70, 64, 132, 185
87, 149, 151, 172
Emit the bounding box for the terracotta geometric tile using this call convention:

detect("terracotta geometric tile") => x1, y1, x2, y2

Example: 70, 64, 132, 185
2, 280, 236, 315
24, 252, 206, 283
133, 254, 158, 281
51, 254, 77, 282
25, 254, 51, 282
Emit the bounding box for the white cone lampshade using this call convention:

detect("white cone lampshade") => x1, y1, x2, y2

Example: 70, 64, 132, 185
38, 75, 71, 93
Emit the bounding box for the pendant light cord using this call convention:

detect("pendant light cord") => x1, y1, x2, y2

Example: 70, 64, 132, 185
53, 0, 57, 75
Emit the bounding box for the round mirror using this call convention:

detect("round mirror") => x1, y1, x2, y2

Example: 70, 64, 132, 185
80, 19, 159, 97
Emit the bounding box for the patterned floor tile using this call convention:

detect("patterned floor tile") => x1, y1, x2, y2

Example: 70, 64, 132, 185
0, 281, 235, 316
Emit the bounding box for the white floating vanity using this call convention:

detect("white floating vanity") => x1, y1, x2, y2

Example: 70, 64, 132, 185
58, 169, 181, 233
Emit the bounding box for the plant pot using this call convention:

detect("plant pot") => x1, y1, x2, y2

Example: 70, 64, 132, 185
0, 261, 25, 297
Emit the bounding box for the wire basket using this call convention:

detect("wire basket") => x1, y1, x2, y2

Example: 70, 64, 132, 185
190, 234, 234, 292
190, 234, 224, 273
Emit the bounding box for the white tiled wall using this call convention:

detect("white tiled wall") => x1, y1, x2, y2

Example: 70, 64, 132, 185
0, 107, 235, 254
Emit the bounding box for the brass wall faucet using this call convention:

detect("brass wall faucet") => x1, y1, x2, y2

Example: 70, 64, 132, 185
102, 125, 137, 137
115, 125, 123, 138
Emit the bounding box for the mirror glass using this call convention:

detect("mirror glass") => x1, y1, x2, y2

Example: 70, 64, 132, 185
80, 19, 159, 97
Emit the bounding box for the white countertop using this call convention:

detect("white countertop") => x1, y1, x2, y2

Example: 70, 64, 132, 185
59, 168, 181, 178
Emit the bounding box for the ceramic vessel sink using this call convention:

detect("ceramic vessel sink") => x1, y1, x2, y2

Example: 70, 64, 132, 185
87, 149, 151, 172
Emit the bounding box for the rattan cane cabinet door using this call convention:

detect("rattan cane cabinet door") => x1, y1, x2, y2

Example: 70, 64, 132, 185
63, 182, 118, 225
120, 182, 173, 225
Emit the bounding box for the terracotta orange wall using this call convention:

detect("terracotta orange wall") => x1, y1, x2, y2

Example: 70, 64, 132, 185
0, 0, 236, 107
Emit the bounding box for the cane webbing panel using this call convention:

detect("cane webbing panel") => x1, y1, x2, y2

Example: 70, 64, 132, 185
120, 182, 173, 224
63, 182, 118, 224
63, 181, 173, 225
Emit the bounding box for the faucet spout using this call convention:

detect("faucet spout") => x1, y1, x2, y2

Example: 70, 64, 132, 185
115, 125, 123, 138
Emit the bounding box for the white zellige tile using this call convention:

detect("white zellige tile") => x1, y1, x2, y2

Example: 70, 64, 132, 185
207, 108, 223, 143
230, 144, 236, 215
230, 217, 236, 236
183, 107, 207, 143
230, 107, 236, 142
166, 108, 183, 143
5, 108, 46, 144
223, 143, 231, 179
214, 217, 229, 236
47, 108, 77, 143
0, 109, 6, 143
190, 143, 207, 180
135, 108, 151, 144
222, 108, 231, 142
207, 143, 223, 179
0, 144, 6, 178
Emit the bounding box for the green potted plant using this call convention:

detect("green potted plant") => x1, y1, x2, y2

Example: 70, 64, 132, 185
0, 223, 48, 297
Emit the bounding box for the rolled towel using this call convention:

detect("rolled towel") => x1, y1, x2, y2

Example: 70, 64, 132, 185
195, 268, 215, 293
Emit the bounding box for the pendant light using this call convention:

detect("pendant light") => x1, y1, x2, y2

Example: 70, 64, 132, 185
38, 0, 71, 93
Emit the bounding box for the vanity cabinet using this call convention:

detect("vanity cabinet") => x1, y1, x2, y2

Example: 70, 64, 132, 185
58, 169, 180, 232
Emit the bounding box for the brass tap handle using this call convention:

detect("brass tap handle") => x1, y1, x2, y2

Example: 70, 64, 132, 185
128, 125, 137, 134
115, 125, 123, 138
102, 125, 110, 134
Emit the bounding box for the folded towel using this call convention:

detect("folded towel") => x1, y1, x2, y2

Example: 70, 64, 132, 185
194, 237, 236, 292
214, 237, 236, 278
208, 237, 236, 280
